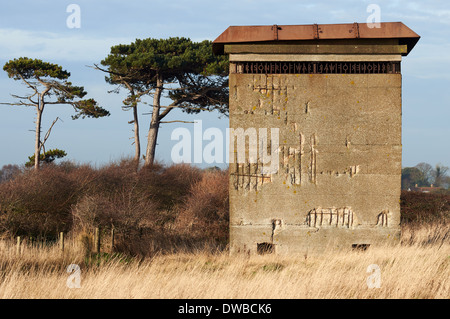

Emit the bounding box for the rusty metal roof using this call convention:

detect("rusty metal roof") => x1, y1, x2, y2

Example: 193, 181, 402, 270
213, 22, 420, 55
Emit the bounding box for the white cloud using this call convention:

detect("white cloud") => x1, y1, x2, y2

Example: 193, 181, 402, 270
0, 28, 132, 62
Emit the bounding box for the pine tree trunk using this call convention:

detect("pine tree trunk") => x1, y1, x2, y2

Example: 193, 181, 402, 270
34, 103, 44, 170
144, 76, 163, 166
132, 104, 140, 162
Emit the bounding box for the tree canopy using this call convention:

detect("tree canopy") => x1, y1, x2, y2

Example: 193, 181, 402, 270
25, 149, 67, 168
3, 57, 70, 80
3, 57, 109, 118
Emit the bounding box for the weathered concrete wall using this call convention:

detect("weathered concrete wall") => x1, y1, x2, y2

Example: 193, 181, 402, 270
229, 71, 402, 254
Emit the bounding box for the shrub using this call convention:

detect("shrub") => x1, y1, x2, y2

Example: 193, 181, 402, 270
400, 190, 450, 224
2, 162, 450, 257
175, 169, 229, 246
68, 161, 206, 256
0, 165, 84, 239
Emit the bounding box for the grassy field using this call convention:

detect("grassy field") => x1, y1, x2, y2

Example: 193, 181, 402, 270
0, 222, 448, 299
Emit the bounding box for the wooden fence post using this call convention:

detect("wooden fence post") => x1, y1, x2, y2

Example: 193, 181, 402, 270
110, 228, 115, 253
16, 236, 21, 255
59, 232, 64, 253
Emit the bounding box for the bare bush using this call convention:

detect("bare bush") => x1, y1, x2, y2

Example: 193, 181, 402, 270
175, 169, 229, 246
0, 165, 83, 239
401, 190, 450, 224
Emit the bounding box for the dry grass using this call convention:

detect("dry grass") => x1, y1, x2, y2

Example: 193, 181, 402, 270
0, 222, 448, 299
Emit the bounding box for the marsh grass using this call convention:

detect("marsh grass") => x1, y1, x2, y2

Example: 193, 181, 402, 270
0, 222, 448, 299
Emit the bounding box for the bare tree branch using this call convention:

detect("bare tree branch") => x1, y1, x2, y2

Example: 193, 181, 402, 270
0, 101, 36, 107
159, 120, 196, 124
18, 73, 38, 94
40, 117, 61, 152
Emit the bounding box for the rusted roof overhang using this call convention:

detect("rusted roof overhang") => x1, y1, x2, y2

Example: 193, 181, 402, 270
212, 22, 420, 56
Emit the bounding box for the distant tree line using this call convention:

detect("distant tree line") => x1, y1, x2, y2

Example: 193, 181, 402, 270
402, 162, 450, 190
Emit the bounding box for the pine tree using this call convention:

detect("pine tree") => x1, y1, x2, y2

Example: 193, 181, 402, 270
97, 37, 228, 166
2, 57, 110, 169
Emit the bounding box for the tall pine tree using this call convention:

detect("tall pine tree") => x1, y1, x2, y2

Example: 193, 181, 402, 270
97, 37, 229, 166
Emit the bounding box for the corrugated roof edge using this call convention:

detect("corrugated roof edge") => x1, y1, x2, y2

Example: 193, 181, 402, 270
212, 22, 420, 56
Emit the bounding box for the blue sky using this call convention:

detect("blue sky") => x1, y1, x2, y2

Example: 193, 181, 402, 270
0, 0, 449, 169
